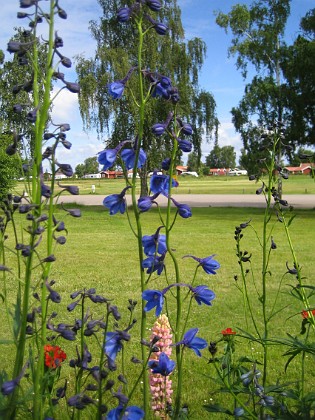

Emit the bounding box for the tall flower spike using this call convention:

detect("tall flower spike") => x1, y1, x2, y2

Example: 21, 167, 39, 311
149, 315, 173, 417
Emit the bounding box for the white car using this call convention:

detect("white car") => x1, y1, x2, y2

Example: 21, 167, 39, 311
180, 171, 199, 177
148, 171, 163, 177
127, 172, 140, 178
228, 168, 248, 176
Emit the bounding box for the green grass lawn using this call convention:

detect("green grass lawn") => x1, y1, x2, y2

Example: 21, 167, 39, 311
1, 205, 314, 418
15, 174, 315, 196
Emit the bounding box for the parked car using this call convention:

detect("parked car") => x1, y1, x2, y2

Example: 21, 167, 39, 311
148, 171, 163, 177
180, 171, 199, 177
228, 168, 248, 176
181, 171, 198, 178
127, 172, 140, 178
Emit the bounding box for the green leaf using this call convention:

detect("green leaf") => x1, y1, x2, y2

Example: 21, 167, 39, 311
287, 214, 297, 227
203, 404, 233, 415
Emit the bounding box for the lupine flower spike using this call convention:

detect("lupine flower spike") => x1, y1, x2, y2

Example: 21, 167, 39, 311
149, 315, 174, 418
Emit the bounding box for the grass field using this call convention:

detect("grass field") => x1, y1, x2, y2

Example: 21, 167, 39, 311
1, 205, 314, 418
15, 174, 315, 197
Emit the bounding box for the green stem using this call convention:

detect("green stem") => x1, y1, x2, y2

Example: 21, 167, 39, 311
131, 17, 149, 414
31, 2, 56, 418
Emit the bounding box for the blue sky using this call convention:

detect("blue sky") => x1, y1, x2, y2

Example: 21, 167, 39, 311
0, 0, 313, 169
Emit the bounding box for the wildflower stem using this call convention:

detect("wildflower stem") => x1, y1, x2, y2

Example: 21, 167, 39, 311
32, 2, 56, 418
132, 16, 149, 413
164, 112, 183, 417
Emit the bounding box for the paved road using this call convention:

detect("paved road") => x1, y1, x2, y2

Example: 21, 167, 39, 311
58, 194, 315, 209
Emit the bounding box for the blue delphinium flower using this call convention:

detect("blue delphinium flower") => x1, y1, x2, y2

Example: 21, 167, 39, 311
104, 330, 131, 361
142, 289, 164, 316
191, 285, 216, 306
103, 186, 130, 215
108, 67, 136, 99
142, 253, 166, 275
185, 254, 220, 274
152, 82, 170, 99
170, 197, 192, 218
150, 174, 177, 195
176, 328, 207, 357
121, 147, 146, 170
148, 352, 175, 376
1, 379, 18, 396
142, 232, 167, 256
108, 81, 125, 99
98, 148, 118, 169
107, 404, 145, 420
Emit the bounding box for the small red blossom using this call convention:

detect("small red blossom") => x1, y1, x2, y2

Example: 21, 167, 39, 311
301, 309, 315, 319
44, 344, 66, 369
221, 328, 236, 336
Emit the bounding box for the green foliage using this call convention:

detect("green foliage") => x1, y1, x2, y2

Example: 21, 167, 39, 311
281, 8, 315, 148
0, 133, 20, 201
0, 31, 49, 155
288, 147, 315, 166
76, 0, 219, 190
75, 156, 99, 177
205, 144, 236, 168
186, 150, 199, 172
216, 1, 315, 170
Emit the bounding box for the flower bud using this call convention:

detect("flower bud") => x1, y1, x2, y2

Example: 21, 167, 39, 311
27, 108, 38, 123
64, 81, 80, 93
57, 8, 67, 19
146, 0, 162, 11
177, 138, 192, 152
54, 32, 63, 48
154, 22, 168, 35
20, 0, 38, 8
117, 7, 131, 22
152, 123, 166, 136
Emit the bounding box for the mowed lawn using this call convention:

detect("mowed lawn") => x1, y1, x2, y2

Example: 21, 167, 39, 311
15, 173, 315, 196
2, 205, 314, 417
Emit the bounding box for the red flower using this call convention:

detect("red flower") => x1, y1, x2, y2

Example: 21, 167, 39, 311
221, 328, 236, 336
301, 309, 315, 319
44, 344, 67, 368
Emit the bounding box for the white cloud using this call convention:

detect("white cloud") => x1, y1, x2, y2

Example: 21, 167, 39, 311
201, 120, 242, 163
